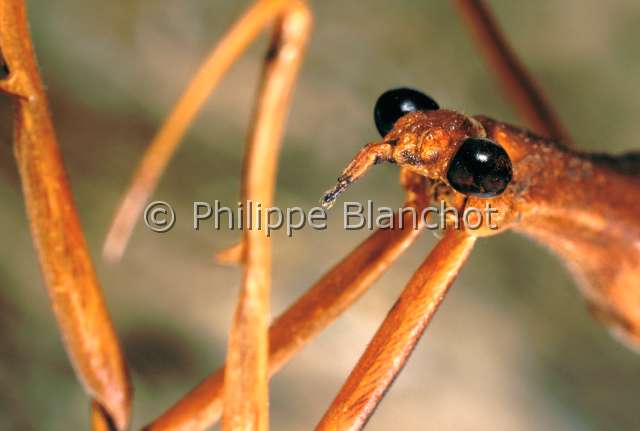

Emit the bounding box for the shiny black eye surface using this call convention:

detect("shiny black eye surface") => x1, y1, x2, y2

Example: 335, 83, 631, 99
374, 87, 439, 137
446, 138, 513, 197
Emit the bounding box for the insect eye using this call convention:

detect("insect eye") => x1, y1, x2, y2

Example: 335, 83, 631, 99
446, 137, 513, 197
373, 87, 439, 137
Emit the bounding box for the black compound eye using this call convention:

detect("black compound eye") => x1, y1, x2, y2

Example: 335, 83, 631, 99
446, 138, 513, 197
374, 87, 439, 137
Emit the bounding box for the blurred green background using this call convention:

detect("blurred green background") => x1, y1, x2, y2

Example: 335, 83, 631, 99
1, 0, 640, 429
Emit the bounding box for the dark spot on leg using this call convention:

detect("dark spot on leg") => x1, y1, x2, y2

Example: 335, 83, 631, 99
93, 404, 118, 431
265, 40, 282, 62
0, 56, 9, 79
265, 46, 278, 62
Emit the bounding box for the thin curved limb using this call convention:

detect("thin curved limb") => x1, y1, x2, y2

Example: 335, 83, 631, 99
223, 2, 312, 430
453, 0, 573, 146
0, 1, 130, 429
316, 229, 477, 431
144, 183, 429, 431
103, 0, 295, 262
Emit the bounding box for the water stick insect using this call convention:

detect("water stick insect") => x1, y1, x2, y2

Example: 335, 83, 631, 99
2, 0, 638, 429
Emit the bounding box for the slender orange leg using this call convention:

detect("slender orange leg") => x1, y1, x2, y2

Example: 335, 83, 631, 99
223, 2, 312, 430
103, 0, 299, 262
102, 0, 308, 427
144, 176, 429, 431
453, 0, 573, 145
316, 230, 477, 430
0, 1, 130, 429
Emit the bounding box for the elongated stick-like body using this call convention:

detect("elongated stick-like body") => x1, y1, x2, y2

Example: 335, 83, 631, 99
475, 116, 640, 346
5, 0, 637, 428
448, 0, 640, 341
0, 1, 130, 429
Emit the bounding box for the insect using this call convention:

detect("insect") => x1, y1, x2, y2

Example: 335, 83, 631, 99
1, 0, 638, 430
322, 84, 640, 344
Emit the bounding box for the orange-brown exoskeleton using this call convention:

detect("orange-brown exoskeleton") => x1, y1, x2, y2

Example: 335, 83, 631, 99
312, 87, 640, 429
323, 87, 640, 349
3, 0, 639, 429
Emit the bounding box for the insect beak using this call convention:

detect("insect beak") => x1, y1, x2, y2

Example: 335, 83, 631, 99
321, 141, 394, 209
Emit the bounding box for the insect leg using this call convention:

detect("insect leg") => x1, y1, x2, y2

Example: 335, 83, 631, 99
316, 229, 477, 430
222, 2, 312, 430
103, 0, 301, 262
453, 0, 573, 145
144, 195, 429, 431
0, 1, 131, 429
